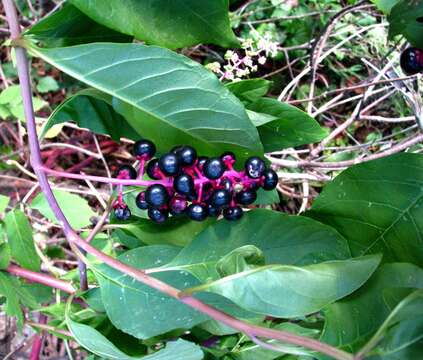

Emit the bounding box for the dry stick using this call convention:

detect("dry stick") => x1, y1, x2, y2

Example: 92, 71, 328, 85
307, 1, 372, 114
267, 133, 423, 169
2, 2, 355, 359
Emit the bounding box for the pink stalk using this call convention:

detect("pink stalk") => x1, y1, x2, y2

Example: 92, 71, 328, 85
6, 264, 76, 294
29, 314, 47, 360
2, 2, 356, 359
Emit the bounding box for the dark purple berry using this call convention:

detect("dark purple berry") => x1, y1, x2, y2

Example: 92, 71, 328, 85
133, 139, 156, 160
177, 146, 197, 167
262, 169, 278, 190
135, 191, 148, 210
223, 206, 243, 221
148, 207, 168, 223
245, 157, 266, 179
114, 205, 131, 220
146, 159, 162, 180
400, 47, 423, 75
221, 152, 236, 164
236, 189, 257, 205
158, 153, 181, 176
171, 145, 185, 154
116, 165, 137, 180
187, 203, 208, 221
173, 174, 195, 196
196, 156, 209, 171
219, 177, 233, 192
169, 196, 187, 216
145, 184, 169, 208
210, 189, 231, 209
207, 204, 221, 217
203, 157, 226, 180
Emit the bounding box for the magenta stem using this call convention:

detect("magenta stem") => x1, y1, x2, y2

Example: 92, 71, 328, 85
6, 264, 76, 294
29, 314, 47, 360
2, 2, 355, 358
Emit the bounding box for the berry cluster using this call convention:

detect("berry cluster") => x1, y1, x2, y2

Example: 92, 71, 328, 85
400, 47, 423, 75
113, 140, 278, 223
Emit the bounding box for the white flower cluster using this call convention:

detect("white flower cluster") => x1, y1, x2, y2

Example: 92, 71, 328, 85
205, 33, 279, 82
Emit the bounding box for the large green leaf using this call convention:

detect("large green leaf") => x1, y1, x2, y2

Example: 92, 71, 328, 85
95, 245, 258, 339
0, 273, 24, 330
320, 263, 423, 353
165, 209, 350, 281
371, 0, 400, 14
25, 3, 131, 47
186, 255, 381, 318
226, 79, 272, 103
31, 190, 97, 229
247, 98, 327, 152
4, 210, 40, 271
308, 153, 423, 266
360, 289, 423, 359
27, 42, 262, 161
41, 89, 137, 141
388, 0, 423, 48
69, 0, 239, 49
66, 317, 203, 360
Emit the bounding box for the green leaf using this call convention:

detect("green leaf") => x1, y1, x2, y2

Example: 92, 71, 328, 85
0, 194, 10, 213
254, 188, 279, 205
66, 312, 203, 360
111, 217, 216, 247
69, 0, 239, 49
388, 0, 423, 48
36, 76, 59, 93
308, 153, 423, 266
187, 255, 381, 318
320, 263, 423, 352
0, 243, 11, 270
42, 89, 138, 141
371, 0, 400, 14
27, 42, 262, 161
226, 79, 272, 103
0, 272, 24, 330
166, 209, 351, 281
360, 289, 423, 358
95, 245, 258, 339
31, 190, 96, 229
247, 98, 327, 152
25, 3, 132, 47
4, 210, 40, 271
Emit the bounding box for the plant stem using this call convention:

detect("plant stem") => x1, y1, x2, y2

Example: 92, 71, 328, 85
2, 2, 354, 359
6, 264, 76, 294
29, 314, 46, 360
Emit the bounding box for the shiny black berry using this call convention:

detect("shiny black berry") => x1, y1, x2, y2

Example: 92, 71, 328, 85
197, 156, 209, 171
210, 189, 231, 209
114, 205, 131, 220
221, 152, 236, 164
146, 159, 162, 180
187, 203, 208, 221
173, 174, 195, 196
203, 157, 226, 180
400, 47, 423, 75
220, 177, 233, 192
223, 206, 243, 221
135, 191, 148, 210
236, 189, 257, 205
148, 207, 168, 223
177, 146, 197, 167
145, 184, 169, 208
116, 165, 137, 180
158, 153, 181, 176
262, 169, 278, 190
169, 196, 187, 216
245, 157, 266, 179
133, 139, 156, 160
207, 204, 221, 217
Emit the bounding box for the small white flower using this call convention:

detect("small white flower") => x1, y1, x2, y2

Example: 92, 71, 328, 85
243, 56, 253, 67
205, 62, 221, 73
224, 50, 234, 60
258, 56, 267, 65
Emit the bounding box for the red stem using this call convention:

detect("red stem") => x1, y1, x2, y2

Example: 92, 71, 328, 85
2, 2, 355, 359
6, 264, 76, 294
29, 314, 47, 360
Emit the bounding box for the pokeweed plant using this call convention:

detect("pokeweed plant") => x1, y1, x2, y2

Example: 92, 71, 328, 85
0, 1, 422, 360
